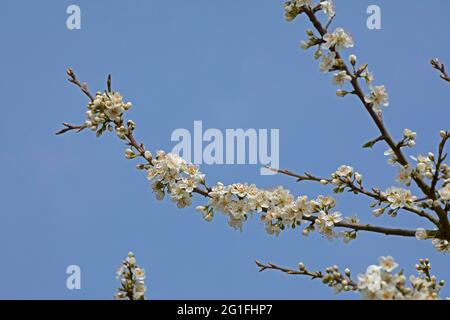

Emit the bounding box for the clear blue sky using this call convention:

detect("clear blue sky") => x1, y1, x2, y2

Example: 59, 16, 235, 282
0, 0, 449, 299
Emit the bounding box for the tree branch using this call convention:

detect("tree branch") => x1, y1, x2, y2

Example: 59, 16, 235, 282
270, 167, 439, 225
302, 8, 450, 237
431, 59, 450, 83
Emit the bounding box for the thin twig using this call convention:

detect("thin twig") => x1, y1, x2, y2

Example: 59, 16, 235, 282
67, 68, 95, 102
431, 59, 450, 83
269, 167, 439, 225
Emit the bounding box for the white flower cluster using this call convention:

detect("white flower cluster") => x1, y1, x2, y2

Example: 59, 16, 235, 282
284, 0, 334, 21
147, 151, 205, 208
357, 257, 444, 300
318, 264, 355, 293
284, 0, 313, 21
115, 252, 147, 300
373, 187, 417, 218
382, 187, 416, 210
314, 210, 343, 239
197, 181, 350, 239
402, 128, 417, 147
202, 183, 315, 233
85, 91, 132, 134
330, 165, 363, 191
431, 238, 450, 253
411, 153, 435, 179
290, 0, 390, 111
139, 148, 357, 240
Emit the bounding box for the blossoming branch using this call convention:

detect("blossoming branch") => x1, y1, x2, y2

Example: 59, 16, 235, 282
115, 252, 147, 300
256, 256, 445, 300
57, 0, 449, 300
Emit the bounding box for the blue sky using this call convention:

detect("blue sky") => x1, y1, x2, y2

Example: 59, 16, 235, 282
0, 0, 449, 299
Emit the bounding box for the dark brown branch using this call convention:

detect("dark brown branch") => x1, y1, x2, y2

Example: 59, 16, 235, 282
303, 8, 449, 236
55, 122, 85, 135
270, 167, 439, 225
430, 132, 449, 195
255, 260, 358, 291
431, 59, 450, 83
255, 260, 322, 278
301, 215, 420, 237
67, 68, 95, 102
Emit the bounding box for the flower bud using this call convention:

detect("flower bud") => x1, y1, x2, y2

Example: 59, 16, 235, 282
348, 54, 357, 66
336, 90, 348, 97
125, 148, 135, 159
144, 150, 152, 161
300, 41, 309, 50
372, 208, 384, 217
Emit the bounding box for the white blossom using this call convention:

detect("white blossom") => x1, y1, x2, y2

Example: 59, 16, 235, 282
319, 52, 336, 72
415, 228, 428, 240
356, 257, 443, 300
320, 1, 335, 19
86, 92, 132, 132
115, 252, 147, 300
437, 184, 450, 201
146, 151, 204, 208
379, 256, 398, 272
432, 239, 450, 253
332, 71, 352, 86
333, 165, 353, 179
284, 0, 313, 21
365, 85, 389, 108
396, 165, 412, 185
358, 265, 382, 292
323, 28, 354, 50
410, 154, 435, 180
361, 70, 374, 86
384, 148, 397, 165
382, 187, 416, 210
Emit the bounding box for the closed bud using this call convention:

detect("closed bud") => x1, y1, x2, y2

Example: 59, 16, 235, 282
336, 90, 348, 97
125, 148, 135, 159
348, 54, 357, 66
300, 41, 309, 50
314, 49, 323, 59
144, 150, 152, 161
